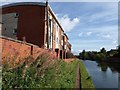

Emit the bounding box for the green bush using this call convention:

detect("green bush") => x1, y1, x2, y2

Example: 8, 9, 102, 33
2, 54, 52, 89
2, 55, 79, 89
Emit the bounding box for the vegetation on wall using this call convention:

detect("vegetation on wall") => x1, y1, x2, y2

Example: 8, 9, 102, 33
2, 52, 78, 89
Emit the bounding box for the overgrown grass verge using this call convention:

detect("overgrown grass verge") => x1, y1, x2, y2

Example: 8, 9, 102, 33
2, 55, 78, 89
42, 60, 78, 88
78, 59, 95, 89
2, 50, 95, 89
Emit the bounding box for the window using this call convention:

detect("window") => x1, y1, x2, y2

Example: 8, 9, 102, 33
59, 40, 61, 45
56, 24, 59, 33
53, 20, 56, 28
4, 28, 6, 30
49, 19, 51, 27
13, 28, 17, 35
56, 37, 59, 44
14, 13, 19, 18
61, 40, 63, 46
57, 25, 59, 33
54, 35, 56, 41
53, 34, 56, 41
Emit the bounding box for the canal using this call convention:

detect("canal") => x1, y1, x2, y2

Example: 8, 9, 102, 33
83, 60, 120, 89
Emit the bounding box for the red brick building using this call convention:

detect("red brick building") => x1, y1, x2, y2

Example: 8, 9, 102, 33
2, 2, 72, 59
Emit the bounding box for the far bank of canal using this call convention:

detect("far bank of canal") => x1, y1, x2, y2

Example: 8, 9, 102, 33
83, 60, 119, 89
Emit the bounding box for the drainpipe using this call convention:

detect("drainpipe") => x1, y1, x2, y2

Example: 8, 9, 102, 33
46, 0, 49, 49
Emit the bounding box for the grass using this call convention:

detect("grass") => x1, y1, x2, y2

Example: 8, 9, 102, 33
78, 59, 95, 89
40, 60, 78, 88
2, 55, 79, 88
2, 52, 95, 89
32, 58, 95, 89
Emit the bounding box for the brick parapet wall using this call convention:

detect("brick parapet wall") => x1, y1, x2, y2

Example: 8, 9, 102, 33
1, 36, 57, 65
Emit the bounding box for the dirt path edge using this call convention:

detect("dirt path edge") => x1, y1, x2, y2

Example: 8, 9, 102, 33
75, 64, 81, 89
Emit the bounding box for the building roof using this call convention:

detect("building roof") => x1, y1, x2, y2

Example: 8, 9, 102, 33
48, 6, 64, 32
64, 33, 69, 40
68, 42, 72, 47
2, 2, 46, 8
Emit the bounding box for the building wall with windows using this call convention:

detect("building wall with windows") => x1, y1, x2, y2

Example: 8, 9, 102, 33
59, 29, 64, 59
64, 33, 69, 51
2, 3, 46, 48
67, 42, 72, 52
2, 2, 72, 59
52, 19, 56, 51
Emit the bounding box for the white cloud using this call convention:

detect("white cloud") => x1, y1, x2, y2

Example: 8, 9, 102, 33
78, 32, 83, 37
78, 49, 98, 53
56, 14, 80, 32
78, 32, 92, 37
78, 49, 82, 52
88, 9, 117, 23
71, 39, 117, 54
112, 40, 117, 44
102, 34, 110, 39
86, 32, 92, 36
82, 25, 118, 41
79, 3, 118, 26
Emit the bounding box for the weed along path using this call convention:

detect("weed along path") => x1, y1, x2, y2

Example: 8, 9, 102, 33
64, 58, 81, 89
64, 59, 94, 89
79, 60, 95, 89
75, 64, 81, 89
2, 55, 94, 89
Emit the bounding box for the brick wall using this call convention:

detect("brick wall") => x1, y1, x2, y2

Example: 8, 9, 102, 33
1, 36, 57, 65
2, 5, 46, 47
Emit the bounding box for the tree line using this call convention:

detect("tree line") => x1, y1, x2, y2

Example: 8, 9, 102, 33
79, 45, 120, 61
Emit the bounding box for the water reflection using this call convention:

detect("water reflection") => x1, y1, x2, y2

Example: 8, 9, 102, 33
83, 60, 119, 88
96, 60, 120, 73
97, 62, 108, 72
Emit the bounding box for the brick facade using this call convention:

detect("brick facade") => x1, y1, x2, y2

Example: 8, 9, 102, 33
2, 2, 72, 59
2, 5, 46, 47
1, 36, 57, 65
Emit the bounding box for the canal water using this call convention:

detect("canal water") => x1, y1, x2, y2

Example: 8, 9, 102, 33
83, 60, 120, 89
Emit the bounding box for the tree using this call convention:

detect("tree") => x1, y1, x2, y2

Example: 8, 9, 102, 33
118, 45, 120, 57
100, 48, 106, 54
80, 50, 86, 60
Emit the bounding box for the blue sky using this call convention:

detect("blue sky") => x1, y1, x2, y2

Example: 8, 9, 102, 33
49, 2, 118, 54
1, 1, 119, 55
